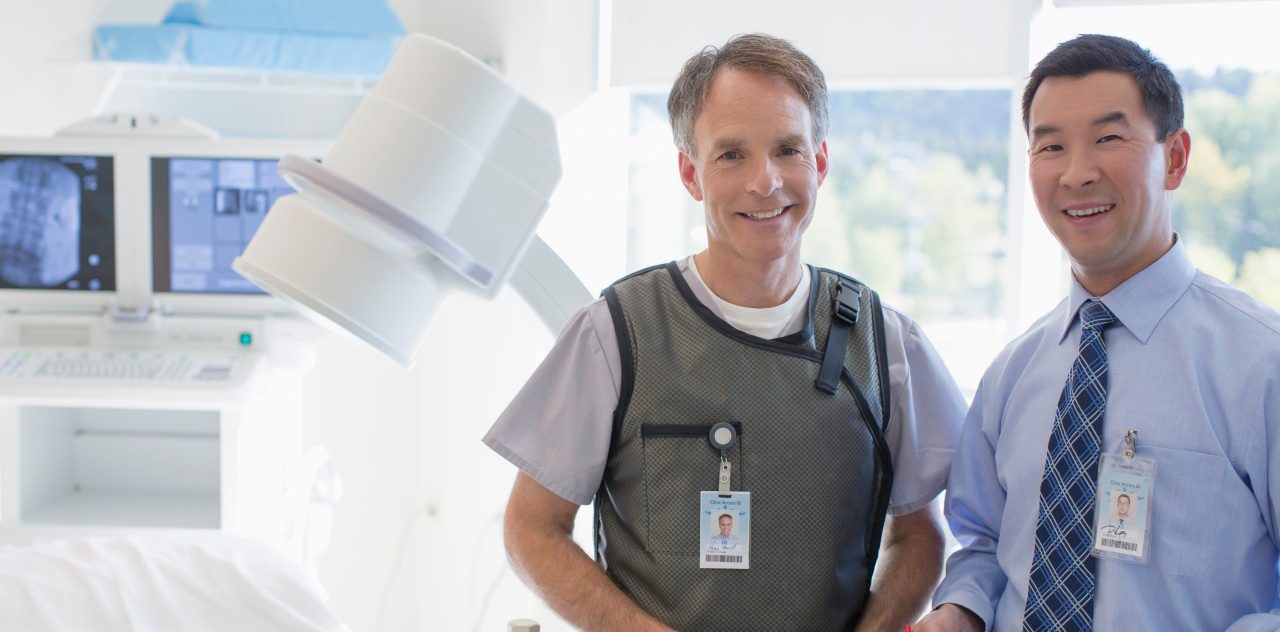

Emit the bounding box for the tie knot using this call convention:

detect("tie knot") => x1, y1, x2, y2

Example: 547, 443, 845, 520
1079, 300, 1116, 331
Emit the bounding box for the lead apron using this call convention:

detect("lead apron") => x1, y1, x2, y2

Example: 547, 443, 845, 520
594, 263, 893, 632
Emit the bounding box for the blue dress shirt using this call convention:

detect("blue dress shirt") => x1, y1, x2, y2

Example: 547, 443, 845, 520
934, 238, 1280, 631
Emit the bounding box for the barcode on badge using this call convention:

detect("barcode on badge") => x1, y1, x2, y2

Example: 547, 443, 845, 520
705, 555, 743, 563
1100, 538, 1137, 551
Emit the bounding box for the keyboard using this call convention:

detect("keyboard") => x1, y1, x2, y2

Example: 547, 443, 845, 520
0, 347, 253, 385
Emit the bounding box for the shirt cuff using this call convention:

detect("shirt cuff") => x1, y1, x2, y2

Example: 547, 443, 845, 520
888, 479, 945, 516
933, 587, 993, 632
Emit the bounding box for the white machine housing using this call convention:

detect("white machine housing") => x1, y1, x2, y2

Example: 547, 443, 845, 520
233, 34, 575, 367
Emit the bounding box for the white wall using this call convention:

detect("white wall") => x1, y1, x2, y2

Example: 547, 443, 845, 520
402, 0, 599, 117
611, 0, 1039, 88
0, 1, 170, 135
0, 0, 168, 71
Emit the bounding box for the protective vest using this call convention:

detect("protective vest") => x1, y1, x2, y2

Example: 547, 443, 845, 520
594, 262, 893, 632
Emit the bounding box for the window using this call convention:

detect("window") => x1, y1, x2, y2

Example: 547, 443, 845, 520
1177, 70, 1280, 307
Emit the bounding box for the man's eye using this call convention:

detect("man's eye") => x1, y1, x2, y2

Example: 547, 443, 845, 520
720, 150, 742, 160
779, 147, 800, 156
1035, 144, 1063, 154
1098, 134, 1121, 143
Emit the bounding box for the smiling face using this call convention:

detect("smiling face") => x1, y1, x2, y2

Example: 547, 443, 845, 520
678, 67, 828, 272
719, 515, 733, 537
1026, 71, 1189, 295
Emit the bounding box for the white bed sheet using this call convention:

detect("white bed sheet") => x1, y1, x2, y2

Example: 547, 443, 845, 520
0, 534, 349, 631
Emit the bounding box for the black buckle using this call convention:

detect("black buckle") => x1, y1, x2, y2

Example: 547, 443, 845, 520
834, 282, 861, 325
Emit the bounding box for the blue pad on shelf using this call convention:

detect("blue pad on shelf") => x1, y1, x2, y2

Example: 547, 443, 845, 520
163, 0, 404, 36
93, 24, 399, 77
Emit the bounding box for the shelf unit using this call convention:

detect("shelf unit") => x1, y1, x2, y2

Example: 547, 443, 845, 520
0, 358, 306, 549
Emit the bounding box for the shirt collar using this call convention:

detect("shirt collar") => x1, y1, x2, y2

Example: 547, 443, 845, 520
1057, 235, 1196, 344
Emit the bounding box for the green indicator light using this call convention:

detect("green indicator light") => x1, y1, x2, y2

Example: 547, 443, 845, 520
239, 332, 252, 346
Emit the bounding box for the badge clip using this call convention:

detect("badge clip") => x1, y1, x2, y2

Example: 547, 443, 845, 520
709, 422, 737, 497
1123, 428, 1139, 460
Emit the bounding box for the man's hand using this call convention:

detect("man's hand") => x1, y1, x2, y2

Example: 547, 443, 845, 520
912, 603, 984, 632
853, 500, 947, 631
504, 473, 674, 632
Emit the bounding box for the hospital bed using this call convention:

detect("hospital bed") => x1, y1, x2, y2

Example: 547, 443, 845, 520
0, 534, 350, 631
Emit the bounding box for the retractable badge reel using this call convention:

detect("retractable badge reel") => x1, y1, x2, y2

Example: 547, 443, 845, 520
709, 422, 737, 497
1092, 429, 1156, 564
700, 422, 750, 569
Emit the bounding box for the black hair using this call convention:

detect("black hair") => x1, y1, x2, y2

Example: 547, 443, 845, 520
1023, 34, 1183, 141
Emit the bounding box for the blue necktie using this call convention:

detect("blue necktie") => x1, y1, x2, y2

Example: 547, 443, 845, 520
1024, 299, 1117, 631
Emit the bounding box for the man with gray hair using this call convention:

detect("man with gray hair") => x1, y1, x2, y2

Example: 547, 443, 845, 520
486, 33, 965, 631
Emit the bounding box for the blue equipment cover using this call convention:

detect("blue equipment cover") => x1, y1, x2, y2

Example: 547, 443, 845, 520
164, 0, 404, 36
93, 24, 399, 76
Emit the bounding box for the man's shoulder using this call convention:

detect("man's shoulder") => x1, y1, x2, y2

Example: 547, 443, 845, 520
980, 298, 1069, 382
554, 297, 616, 350
808, 264, 900, 322
581, 296, 612, 319
1011, 300, 1068, 347
1189, 270, 1280, 341
809, 264, 874, 290
603, 261, 677, 291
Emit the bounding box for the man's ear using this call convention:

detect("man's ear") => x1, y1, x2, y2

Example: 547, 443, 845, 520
678, 151, 703, 201
1164, 128, 1191, 191
815, 140, 830, 186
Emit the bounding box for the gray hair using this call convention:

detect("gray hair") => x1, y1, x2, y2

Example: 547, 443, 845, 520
667, 33, 829, 156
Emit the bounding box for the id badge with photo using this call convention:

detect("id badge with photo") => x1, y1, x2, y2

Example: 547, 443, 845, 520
1092, 452, 1155, 564
699, 491, 750, 569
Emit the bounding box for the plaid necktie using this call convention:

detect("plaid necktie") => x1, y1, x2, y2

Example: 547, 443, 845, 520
1023, 299, 1117, 631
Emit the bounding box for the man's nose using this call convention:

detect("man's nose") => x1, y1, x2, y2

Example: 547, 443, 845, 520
1060, 148, 1100, 190
747, 156, 783, 197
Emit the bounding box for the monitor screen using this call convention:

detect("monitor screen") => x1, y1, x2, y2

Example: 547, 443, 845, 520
0, 153, 115, 291
151, 156, 295, 295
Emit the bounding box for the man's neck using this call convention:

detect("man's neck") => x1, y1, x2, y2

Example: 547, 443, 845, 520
694, 250, 802, 308
1075, 232, 1176, 297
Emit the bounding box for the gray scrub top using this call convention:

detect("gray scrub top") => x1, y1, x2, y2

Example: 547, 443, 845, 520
483, 257, 966, 515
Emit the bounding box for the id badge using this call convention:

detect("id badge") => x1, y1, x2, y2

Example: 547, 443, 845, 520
1092, 452, 1155, 563
700, 491, 750, 569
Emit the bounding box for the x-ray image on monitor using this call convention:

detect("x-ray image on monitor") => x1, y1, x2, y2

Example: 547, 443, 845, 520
0, 154, 115, 291
243, 189, 270, 214
214, 187, 240, 215
152, 157, 294, 294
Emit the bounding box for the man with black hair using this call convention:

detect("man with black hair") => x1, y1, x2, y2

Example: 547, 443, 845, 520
916, 34, 1280, 631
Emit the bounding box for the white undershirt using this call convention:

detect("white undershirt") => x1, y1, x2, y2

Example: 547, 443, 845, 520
687, 256, 811, 340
